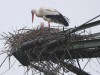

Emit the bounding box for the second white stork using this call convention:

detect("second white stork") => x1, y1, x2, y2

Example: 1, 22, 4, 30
31, 7, 69, 27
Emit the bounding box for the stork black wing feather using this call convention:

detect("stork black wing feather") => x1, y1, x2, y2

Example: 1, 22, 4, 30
46, 14, 69, 26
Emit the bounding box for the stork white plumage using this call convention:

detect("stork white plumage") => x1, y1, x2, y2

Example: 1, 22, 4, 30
31, 7, 69, 27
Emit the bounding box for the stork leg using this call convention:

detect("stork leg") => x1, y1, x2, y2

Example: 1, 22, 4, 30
48, 22, 50, 28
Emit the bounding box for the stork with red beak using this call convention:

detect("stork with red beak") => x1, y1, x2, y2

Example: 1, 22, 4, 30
31, 7, 69, 27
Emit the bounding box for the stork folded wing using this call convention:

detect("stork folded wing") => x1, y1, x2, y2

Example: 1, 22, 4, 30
46, 14, 69, 26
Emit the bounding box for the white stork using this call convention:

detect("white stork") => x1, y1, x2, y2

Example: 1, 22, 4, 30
31, 7, 69, 27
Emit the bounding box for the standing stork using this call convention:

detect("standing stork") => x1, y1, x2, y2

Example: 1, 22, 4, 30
31, 7, 69, 27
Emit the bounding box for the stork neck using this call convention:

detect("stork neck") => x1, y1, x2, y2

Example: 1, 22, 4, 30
35, 10, 42, 17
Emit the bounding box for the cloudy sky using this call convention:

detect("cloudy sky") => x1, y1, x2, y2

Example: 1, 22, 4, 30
0, 0, 100, 75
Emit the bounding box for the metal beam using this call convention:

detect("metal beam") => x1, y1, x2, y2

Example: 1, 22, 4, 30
60, 61, 90, 75
67, 20, 100, 33
70, 39, 100, 50
56, 48, 100, 59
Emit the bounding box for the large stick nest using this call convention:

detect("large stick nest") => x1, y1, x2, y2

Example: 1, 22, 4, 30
2, 26, 89, 75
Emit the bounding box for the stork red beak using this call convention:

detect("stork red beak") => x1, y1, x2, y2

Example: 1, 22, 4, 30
32, 14, 34, 23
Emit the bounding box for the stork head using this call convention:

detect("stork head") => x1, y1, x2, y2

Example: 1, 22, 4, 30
31, 9, 36, 23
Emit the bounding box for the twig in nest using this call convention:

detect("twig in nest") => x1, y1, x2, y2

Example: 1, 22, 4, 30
0, 56, 8, 67
0, 60, 16, 75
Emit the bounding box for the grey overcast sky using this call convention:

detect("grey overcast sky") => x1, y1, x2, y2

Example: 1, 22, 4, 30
0, 0, 100, 75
